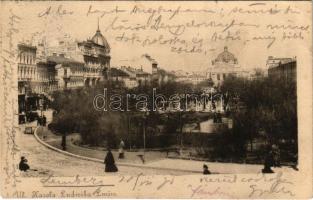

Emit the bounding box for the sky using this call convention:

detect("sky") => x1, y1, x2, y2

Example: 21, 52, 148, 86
3, 1, 311, 72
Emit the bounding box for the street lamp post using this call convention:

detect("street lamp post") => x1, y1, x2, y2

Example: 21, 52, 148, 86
127, 112, 131, 151
39, 99, 43, 117
210, 88, 214, 112
143, 120, 146, 157
220, 94, 223, 112
61, 132, 66, 151
143, 111, 149, 159
179, 111, 183, 156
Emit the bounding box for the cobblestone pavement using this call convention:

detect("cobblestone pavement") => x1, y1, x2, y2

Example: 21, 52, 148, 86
16, 125, 194, 177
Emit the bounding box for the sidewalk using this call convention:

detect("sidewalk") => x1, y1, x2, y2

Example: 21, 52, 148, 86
16, 126, 191, 176
144, 158, 295, 174
37, 127, 168, 165
35, 127, 296, 174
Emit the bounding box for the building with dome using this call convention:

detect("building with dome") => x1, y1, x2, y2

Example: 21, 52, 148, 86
17, 22, 112, 119
43, 22, 111, 88
207, 46, 250, 86
76, 23, 111, 86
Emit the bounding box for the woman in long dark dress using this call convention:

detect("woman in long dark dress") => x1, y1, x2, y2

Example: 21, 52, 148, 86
104, 149, 118, 172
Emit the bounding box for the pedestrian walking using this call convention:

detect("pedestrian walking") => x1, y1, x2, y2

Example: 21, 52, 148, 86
203, 164, 211, 175
118, 140, 125, 159
104, 149, 118, 172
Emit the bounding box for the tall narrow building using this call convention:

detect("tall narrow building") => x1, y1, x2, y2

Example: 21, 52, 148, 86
77, 21, 111, 85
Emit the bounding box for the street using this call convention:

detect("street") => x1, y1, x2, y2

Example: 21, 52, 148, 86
15, 123, 296, 178
16, 125, 192, 177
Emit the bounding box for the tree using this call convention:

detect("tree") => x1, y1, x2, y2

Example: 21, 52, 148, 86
220, 75, 297, 160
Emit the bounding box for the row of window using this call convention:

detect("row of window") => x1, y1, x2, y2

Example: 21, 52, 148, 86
18, 66, 51, 81
211, 73, 238, 81
19, 53, 36, 65
64, 67, 103, 77
67, 81, 84, 86
34, 85, 59, 93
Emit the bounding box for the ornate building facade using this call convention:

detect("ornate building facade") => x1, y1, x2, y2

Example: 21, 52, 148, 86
77, 25, 111, 86
17, 24, 111, 119
18, 44, 38, 113
207, 46, 250, 86
18, 44, 56, 113
44, 24, 111, 88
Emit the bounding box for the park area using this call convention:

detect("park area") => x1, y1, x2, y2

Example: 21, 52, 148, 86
31, 126, 295, 175
45, 76, 298, 168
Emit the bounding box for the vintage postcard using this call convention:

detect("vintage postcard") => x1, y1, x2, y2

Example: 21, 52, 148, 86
0, 0, 312, 198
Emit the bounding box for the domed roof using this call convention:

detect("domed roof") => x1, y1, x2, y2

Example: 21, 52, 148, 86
215, 46, 237, 64
91, 29, 110, 50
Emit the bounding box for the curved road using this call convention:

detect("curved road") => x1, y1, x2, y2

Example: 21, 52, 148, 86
16, 125, 190, 177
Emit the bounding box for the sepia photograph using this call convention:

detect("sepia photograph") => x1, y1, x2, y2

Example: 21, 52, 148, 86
1, 1, 312, 198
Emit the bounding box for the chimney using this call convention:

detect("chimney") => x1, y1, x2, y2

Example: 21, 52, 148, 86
152, 63, 158, 74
